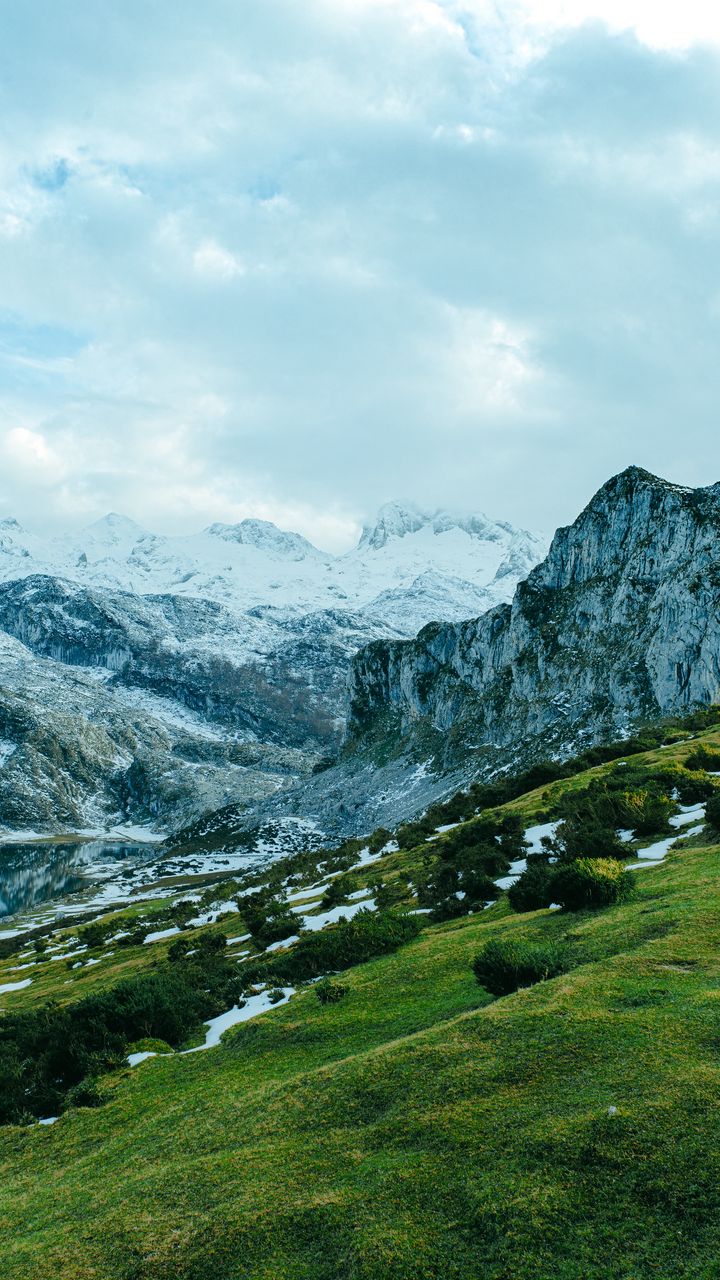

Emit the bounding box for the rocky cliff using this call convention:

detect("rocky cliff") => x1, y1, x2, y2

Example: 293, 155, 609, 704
345, 468, 720, 777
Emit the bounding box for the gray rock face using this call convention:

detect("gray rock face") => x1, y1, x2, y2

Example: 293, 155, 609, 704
346, 468, 720, 775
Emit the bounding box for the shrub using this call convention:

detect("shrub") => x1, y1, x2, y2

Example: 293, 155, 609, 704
367, 827, 393, 854
315, 980, 350, 1005
321, 874, 359, 909
552, 858, 634, 912
507, 861, 556, 913
371, 878, 410, 910
685, 747, 720, 773
242, 891, 297, 947
244, 910, 422, 986
706, 791, 720, 830
617, 790, 674, 837
472, 938, 566, 997
0, 943, 244, 1124
63, 1078, 106, 1110
553, 817, 630, 861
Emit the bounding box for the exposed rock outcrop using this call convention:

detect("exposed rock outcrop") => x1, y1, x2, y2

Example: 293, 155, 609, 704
345, 468, 720, 779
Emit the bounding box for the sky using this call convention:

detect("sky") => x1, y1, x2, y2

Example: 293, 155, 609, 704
1, 0, 720, 550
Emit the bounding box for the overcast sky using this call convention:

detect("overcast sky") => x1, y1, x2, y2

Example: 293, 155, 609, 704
1, 1, 720, 550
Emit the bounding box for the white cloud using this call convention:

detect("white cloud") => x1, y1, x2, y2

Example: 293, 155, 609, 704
0, 1, 719, 546
193, 240, 245, 280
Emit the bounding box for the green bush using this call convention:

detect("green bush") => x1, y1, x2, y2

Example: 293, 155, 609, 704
472, 938, 566, 997
685, 747, 720, 773
320, 874, 359, 909
553, 817, 630, 861
242, 891, 298, 947
315, 980, 350, 1005
552, 858, 634, 912
706, 791, 720, 830
0, 942, 244, 1124
243, 910, 422, 986
63, 1077, 107, 1110
507, 861, 556, 913
617, 789, 674, 837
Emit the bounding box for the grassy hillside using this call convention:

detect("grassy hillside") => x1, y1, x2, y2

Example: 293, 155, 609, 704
3, 720, 720, 1277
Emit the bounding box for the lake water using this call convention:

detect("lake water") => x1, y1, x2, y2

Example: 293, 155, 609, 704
0, 839, 159, 920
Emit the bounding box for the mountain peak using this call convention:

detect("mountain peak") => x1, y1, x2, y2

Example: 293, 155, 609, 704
358, 502, 429, 550
585, 467, 694, 513
84, 512, 149, 541
205, 518, 324, 559
358, 502, 522, 552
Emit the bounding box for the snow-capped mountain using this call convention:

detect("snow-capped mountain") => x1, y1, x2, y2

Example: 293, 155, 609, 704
0, 503, 545, 626
0, 503, 546, 834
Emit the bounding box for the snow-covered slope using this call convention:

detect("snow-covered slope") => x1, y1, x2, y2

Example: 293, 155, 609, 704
0, 503, 546, 834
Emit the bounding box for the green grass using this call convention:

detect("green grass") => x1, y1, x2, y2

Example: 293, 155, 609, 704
3, 834, 720, 1277
3, 724, 720, 1276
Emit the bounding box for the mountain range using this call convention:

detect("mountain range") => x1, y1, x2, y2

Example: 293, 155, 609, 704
0, 503, 545, 834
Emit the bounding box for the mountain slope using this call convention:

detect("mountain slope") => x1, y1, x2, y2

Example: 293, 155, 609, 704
2, 722, 720, 1278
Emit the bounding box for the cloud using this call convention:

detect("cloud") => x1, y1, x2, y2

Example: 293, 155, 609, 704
0, 2, 719, 547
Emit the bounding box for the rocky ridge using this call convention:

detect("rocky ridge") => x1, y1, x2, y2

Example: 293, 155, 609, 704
346, 467, 720, 779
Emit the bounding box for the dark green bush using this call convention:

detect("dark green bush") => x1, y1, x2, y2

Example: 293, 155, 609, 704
552, 858, 634, 912
0, 943, 243, 1124
63, 1077, 107, 1110
706, 791, 720, 830
320, 874, 359, 909
244, 910, 421, 986
553, 817, 630, 861
507, 861, 556, 913
617, 790, 674, 837
472, 938, 566, 997
416, 813, 524, 921
368, 827, 393, 854
242, 891, 298, 947
684, 747, 720, 773
315, 980, 350, 1005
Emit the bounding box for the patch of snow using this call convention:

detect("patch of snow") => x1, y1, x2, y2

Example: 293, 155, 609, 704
669, 804, 706, 828
180, 987, 296, 1053
37, 1116, 58, 1126
523, 821, 559, 855
628, 812, 706, 870
265, 935, 300, 952
143, 926, 182, 945
127, 1051, 157, 1067
295, 899, 376, 932
286, 883, 332, 903
104, 824, 168, 843
0, 977, 32, 993
348, 847, 384, 871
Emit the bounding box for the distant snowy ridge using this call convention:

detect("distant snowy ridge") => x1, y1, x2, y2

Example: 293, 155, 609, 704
0, 504, 546, 625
